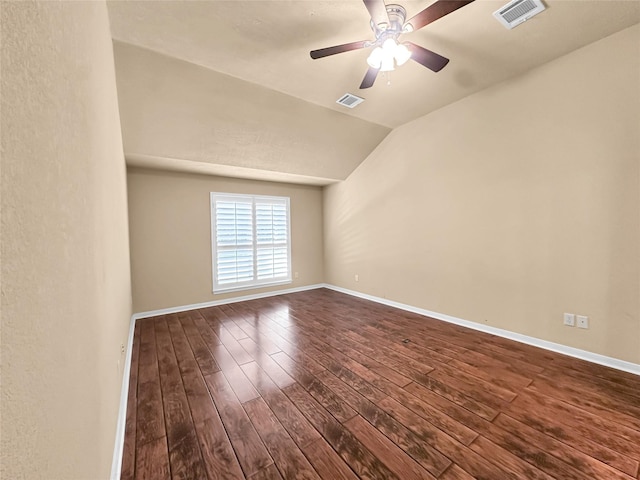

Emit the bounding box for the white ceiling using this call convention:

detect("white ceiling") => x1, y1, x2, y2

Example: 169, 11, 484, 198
107, 0, 640, 183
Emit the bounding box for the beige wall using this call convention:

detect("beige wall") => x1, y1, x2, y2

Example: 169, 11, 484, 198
113, 42, 390, 183
127, 168, 324, 313
1, 2, 132, 479
324, 25, 640, 364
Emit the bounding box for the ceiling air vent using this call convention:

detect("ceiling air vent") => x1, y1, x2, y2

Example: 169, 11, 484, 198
336, 93, 365, 109
493, 0, 546, 29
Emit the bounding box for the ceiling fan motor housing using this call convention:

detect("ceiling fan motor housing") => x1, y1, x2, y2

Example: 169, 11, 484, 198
370, 4, 406, 40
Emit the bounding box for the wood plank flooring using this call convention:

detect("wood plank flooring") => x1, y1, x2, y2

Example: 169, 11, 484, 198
121, 288, 640, 480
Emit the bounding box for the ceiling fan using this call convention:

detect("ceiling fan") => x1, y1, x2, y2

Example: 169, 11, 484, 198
310, 0, 475, 89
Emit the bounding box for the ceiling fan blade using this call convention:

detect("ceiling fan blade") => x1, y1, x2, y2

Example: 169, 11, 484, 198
359, 66, 380, 89
405, 42, 449, 72
310, 41, 369, 59
404, 0, 474, 31
363, 0, 390, 26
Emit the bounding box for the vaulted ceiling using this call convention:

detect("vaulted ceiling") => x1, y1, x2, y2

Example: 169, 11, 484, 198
107, 1, 640, 185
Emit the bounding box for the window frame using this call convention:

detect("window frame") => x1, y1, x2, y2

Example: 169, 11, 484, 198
210, 192, 292, 294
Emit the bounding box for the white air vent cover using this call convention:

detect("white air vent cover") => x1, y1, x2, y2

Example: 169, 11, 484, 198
336, 93, 365, 109
493, 0, 546, 29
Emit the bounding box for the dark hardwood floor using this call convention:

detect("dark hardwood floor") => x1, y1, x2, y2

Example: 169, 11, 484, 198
121, 288, 640, 480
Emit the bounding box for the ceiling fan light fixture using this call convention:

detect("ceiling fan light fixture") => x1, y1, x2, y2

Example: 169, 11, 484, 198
381, 39, 397, 70
369, 38, 401, 71
380, 55, 395, 72
394, 43, 411, 65
382, 37, 397, 52
367, 46, 384, 68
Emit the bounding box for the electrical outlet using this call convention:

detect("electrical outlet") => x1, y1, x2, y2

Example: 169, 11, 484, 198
294, 271, 299, 279
355, 274, 359, 282
563, 313, 575, 326
577, 315, 589, 329
120, 343, 125, 354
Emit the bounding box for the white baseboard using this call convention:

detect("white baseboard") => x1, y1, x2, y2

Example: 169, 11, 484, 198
324, 284, 640, 377
110, 312, 137, 480
132, 283, 326, 321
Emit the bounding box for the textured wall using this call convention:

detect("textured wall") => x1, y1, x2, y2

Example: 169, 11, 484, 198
324, 25, 640, 364
1, 2, 132, 478
113, 42, 390, 183
127, 168, 324, 313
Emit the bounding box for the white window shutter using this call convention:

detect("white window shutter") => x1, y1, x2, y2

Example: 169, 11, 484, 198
211, 193, 291, 293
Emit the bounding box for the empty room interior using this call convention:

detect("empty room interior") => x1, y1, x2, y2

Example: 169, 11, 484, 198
2, 0, 640, 479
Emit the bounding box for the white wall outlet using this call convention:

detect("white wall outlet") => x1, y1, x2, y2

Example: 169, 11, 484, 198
120, 343, 125, 354
563, 313, 575, 326
294, 271, 299, 279
577, 315, 589, 329
355, 274, 359, 282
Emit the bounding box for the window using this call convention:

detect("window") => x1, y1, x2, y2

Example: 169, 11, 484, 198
210, 193, 291, 293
